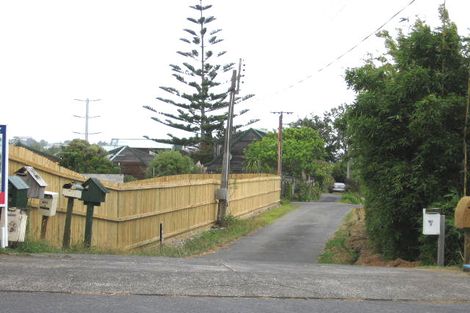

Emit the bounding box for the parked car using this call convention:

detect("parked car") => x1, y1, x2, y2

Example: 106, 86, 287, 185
329, 182, 346, 193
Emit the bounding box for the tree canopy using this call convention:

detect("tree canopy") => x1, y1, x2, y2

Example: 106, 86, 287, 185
57, 139, 119, 174
345, 6, 469, 260
245, 127, 328, 179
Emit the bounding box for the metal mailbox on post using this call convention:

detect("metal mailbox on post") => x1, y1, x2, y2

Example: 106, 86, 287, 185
81, 178, 108, 247
82, 178, 108, 206
8, 176, 29, 209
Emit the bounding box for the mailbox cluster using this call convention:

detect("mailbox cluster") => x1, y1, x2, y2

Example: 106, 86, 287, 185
5, 165, 108, 247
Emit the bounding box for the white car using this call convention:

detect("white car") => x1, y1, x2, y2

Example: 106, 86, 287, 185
330, 182, 346, 192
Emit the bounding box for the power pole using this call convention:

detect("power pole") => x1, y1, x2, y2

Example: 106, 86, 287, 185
271, 111, 293, 177
73, 98, 102, 142
217, 59, 244, 224
464, 72, 470, 196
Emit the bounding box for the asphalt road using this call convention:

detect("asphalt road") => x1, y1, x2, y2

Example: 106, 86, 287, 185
1, 195, 469, 312
202, 194, 353, 263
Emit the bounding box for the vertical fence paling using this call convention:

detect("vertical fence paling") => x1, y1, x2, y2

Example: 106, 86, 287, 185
8, 145, 281, 250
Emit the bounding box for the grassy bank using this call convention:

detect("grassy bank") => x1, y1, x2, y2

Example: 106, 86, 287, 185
318, 209, 360, 264
1, 202, 296, 258
141, 201, 296, 257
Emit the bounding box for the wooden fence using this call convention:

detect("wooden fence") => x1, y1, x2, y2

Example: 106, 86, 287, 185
8, 145, 281, 250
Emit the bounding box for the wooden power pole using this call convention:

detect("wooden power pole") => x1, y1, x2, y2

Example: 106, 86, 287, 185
271, 111, 293, 177
217, 60, 243, 224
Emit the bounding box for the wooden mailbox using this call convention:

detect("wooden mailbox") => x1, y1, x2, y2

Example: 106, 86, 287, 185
455, 197, 470, 229
15, 166, 47, 199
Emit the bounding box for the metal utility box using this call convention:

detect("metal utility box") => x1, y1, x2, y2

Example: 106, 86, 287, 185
455, 197, 470, 229
7, 209, 27, 242
81, 178, 108, 206
62, 182, 84, 199
39, 191, 58, 216
8, 176, 29, 209
15, 166, 47, 199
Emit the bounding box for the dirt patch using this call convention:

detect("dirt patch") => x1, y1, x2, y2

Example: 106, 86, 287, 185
345, 207, 421, 267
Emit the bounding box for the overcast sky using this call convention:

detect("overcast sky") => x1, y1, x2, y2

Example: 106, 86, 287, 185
1, 0, 469, 144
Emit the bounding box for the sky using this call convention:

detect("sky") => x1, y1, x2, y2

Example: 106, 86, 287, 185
1, 0, 469, 144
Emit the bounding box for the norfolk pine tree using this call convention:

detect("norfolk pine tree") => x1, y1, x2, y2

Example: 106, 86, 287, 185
144, 1, 255, 163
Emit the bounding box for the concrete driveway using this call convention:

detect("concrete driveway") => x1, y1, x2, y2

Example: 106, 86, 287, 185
202, 194, 353, 263
1, 195, 469, 312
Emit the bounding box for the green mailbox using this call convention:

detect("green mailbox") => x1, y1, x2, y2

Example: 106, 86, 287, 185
8, 176, 29, 208
81, 178, 108, 206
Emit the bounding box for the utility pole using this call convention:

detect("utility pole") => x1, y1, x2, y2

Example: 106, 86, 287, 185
217, 59, 244, 224
271, 111, 293, 176
464, 72, 470, 196
73, 98, 101, 142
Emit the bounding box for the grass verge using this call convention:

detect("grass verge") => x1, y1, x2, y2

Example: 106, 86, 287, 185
340, 192, 363, 205
1, 202, 296, 258
318, 209, 360, 264
139, 201, 296, 257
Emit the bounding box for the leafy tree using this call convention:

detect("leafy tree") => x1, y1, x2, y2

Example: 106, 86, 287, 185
345, 6, 469, 260
58, 139, 119, 174
291, 104, 349, 162
146, 150, 197, 177
245, 127, 328, 180
144, 1, 255, 163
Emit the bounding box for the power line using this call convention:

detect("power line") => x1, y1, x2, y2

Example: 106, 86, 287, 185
249, 0, 418, 104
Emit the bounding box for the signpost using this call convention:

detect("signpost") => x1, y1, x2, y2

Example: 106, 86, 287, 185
0, 125, 8, 248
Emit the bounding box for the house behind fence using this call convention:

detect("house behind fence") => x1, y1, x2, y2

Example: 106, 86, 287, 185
8, 145, 281, 250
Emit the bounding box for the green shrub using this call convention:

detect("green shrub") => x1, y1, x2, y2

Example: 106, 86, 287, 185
146, 150, 198, 178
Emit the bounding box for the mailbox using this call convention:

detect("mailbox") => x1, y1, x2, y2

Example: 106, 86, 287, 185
81, 178, 108, 206
15, 166, 47, 199
7, 209, 27, 242
455, 197, 470, 229
62, 182, 84, 199
8, 176, 29, 209
39, 191, 58, 216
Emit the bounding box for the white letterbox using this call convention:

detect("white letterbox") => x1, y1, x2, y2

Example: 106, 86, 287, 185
423, 209, 441, 235
62, 182, 83, 199
39, 191, 58, 216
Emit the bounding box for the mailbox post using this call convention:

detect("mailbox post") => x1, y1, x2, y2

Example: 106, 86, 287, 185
39, 191, 58, 240
423, 208, 445, 266
81, 178, 108, 248
455, 197, 470, 271
62, 182, 84, 249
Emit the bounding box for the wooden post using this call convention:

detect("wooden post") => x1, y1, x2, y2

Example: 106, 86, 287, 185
84, 203, 95, 248
40, 216, 48, 240
464, 229, 470, 272
159, 222, 164, 252
437, 215, 445, 266
62, 197, 74, 249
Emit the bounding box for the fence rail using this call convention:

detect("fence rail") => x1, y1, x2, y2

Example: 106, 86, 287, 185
8, 145, 280, 250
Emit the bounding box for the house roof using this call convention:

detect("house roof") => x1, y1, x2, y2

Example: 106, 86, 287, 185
103, 138, 172, 150
108, 146, 156, 166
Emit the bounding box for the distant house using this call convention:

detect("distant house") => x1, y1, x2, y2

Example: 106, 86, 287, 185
206, 128, 267, 173
106, 139, 171, 179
